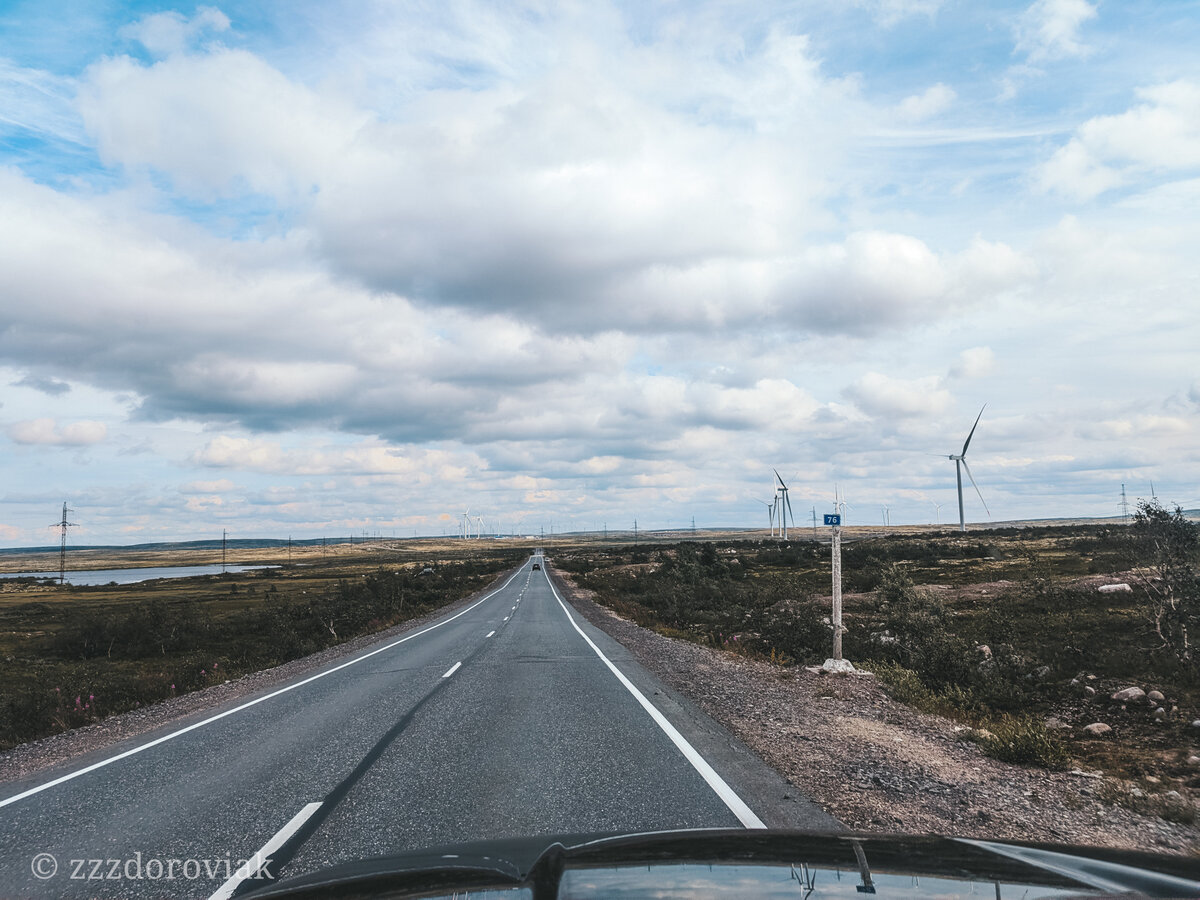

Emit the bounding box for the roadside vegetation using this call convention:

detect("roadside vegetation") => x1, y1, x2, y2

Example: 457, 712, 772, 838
0, 549, 520, 751
558, 502, 1200, 811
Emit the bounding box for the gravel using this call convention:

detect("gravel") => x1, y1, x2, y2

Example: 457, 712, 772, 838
553, 568, 1200, 855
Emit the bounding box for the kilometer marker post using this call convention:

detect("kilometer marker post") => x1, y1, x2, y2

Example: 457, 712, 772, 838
822, 513, 856, 674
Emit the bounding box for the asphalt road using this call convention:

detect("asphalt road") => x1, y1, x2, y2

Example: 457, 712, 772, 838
0, 555, 837, 898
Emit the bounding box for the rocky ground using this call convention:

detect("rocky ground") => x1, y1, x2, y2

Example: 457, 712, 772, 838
551, 567, 1200, 856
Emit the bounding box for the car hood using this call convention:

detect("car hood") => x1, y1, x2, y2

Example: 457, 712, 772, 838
243, 828, 1200, 899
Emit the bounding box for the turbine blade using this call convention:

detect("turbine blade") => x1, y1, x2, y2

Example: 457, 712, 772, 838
961, 459, 990, 516
785, 492, 794, 525
961, 404, 986, 457
773, 468, 788, 490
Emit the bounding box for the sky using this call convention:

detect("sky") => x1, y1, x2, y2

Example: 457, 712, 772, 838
1, 0, 1198, 545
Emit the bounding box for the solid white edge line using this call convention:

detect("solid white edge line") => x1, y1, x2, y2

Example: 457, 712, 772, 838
0, 564, 530, 810
442, 661, 462, 678
208, 801, 322, 900
543, 570, 766, 830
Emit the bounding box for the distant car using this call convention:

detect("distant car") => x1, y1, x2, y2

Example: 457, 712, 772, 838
532, 563, 541, 570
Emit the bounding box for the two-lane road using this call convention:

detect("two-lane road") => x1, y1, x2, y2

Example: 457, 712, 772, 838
0, 555, 836, 898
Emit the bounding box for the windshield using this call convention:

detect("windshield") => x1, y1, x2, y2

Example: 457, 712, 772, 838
2, 2, 1199, 899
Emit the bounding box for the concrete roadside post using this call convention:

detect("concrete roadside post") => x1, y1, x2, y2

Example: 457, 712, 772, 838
822, 513, 856, 674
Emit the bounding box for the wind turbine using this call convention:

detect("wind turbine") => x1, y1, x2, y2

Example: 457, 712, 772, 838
773, 470, 794, 540
931, 500, 943, 524
947, 405, 989, 532
755, 498, 777, 536
881, 505, 890, 527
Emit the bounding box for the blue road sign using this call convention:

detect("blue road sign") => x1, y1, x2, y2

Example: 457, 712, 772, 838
824, 514, 842, 526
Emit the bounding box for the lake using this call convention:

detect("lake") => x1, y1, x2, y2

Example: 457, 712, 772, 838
0, 564, 279, 586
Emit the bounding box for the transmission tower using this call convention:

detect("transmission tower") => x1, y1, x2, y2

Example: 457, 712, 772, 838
1120, 484, 1130, 523
50, 502, 77, 585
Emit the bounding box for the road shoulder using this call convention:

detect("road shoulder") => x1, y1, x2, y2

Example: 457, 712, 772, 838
549, 565, 1200, 855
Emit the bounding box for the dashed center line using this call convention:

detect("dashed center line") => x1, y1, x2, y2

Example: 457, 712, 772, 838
441, 661, 462, 678
485, 630, 495, 638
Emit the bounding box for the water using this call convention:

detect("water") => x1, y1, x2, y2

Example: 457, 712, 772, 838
0, 564, 278, 586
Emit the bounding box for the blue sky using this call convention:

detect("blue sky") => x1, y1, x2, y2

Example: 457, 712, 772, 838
1, 0, 1199, 544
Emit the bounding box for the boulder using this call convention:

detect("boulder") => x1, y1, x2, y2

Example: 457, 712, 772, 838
1153, 707, 1167, 721
1110, 687, 1146, 703
1148, 689, 1165, 703
1097, 583, 1132, 593
1082, 722, 1112, 737
1044, 717, 1070, 731
1031, 665, 1052, 681
1084, 686, 1096, 697
975, 644, 993, 660
1186, 755, 1200, 768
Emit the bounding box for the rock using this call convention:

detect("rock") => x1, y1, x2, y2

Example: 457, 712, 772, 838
1097, 583, 1132, 593
1186, 756, 1200, 767
1032, 665, 1052, 681
1191, 719, 1200, 729
975, 644, 993, 660
1110, 687, 1146, 703
1045, 717, 1070, 730
1154, 707, 1167, 721
1083, 722, 1112, 737
1148, 690, 1165, 703
1084, 686, 1096, 697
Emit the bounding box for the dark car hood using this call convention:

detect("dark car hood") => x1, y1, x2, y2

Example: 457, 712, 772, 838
244, 828, 1200, 899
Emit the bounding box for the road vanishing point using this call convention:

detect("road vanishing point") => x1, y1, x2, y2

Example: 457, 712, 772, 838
0, 555, 837, 898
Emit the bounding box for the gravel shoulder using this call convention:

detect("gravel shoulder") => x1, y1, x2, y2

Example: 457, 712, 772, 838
0, 567, 519, 788
550, 566, 1200, 855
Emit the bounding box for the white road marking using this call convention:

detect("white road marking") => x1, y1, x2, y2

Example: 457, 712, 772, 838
209, 802, 322, 900
486, 630, 495, 638
543, 569, 767, 830
504, 616, 510, 621
442, 661, 462, 678
0, 565, 528, 810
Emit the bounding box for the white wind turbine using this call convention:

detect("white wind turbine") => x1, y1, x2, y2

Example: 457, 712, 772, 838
946, 405, 990, 533
931, 500, 943, 524
755, 497, 777, 536
773, 470, 794, 539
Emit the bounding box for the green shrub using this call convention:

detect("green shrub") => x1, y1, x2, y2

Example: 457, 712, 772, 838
975, 714, 1069, 769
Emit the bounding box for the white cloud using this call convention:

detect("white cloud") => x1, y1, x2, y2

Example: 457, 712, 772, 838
8, 418, 107, 446
896, 83, 956, 121
119, 7, 231, 58
1015, 0, 1097, 61
844, 372, 953, 418
949, 347, 996, 379
1037, 81, 1200, 200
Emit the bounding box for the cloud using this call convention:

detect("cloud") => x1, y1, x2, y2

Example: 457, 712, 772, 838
8, 418, 107, 445
180, 478, 236, 494
1015, 0, 1097, 62
854, 0, 944, 27
119, 7, 231, 59
843, 372, 953, 418
11, 373, 70, 396
949, 347, 996, 379
1037, 81, 1200, 200
896, 83, 955, 121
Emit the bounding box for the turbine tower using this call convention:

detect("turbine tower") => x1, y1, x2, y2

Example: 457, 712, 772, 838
947, 405, 989, 532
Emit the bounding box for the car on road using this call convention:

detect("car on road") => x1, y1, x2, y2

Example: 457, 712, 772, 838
532, 562, 541, 570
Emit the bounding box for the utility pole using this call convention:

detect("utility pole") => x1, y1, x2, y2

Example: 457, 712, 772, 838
222, 528, 227, 573
288, 535, 292, 565
811, 506, 818, 539
634, 519, 638, 545
691, 516, 696, 534
1120, 484, 1130, 523
50, 502, 77, 585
